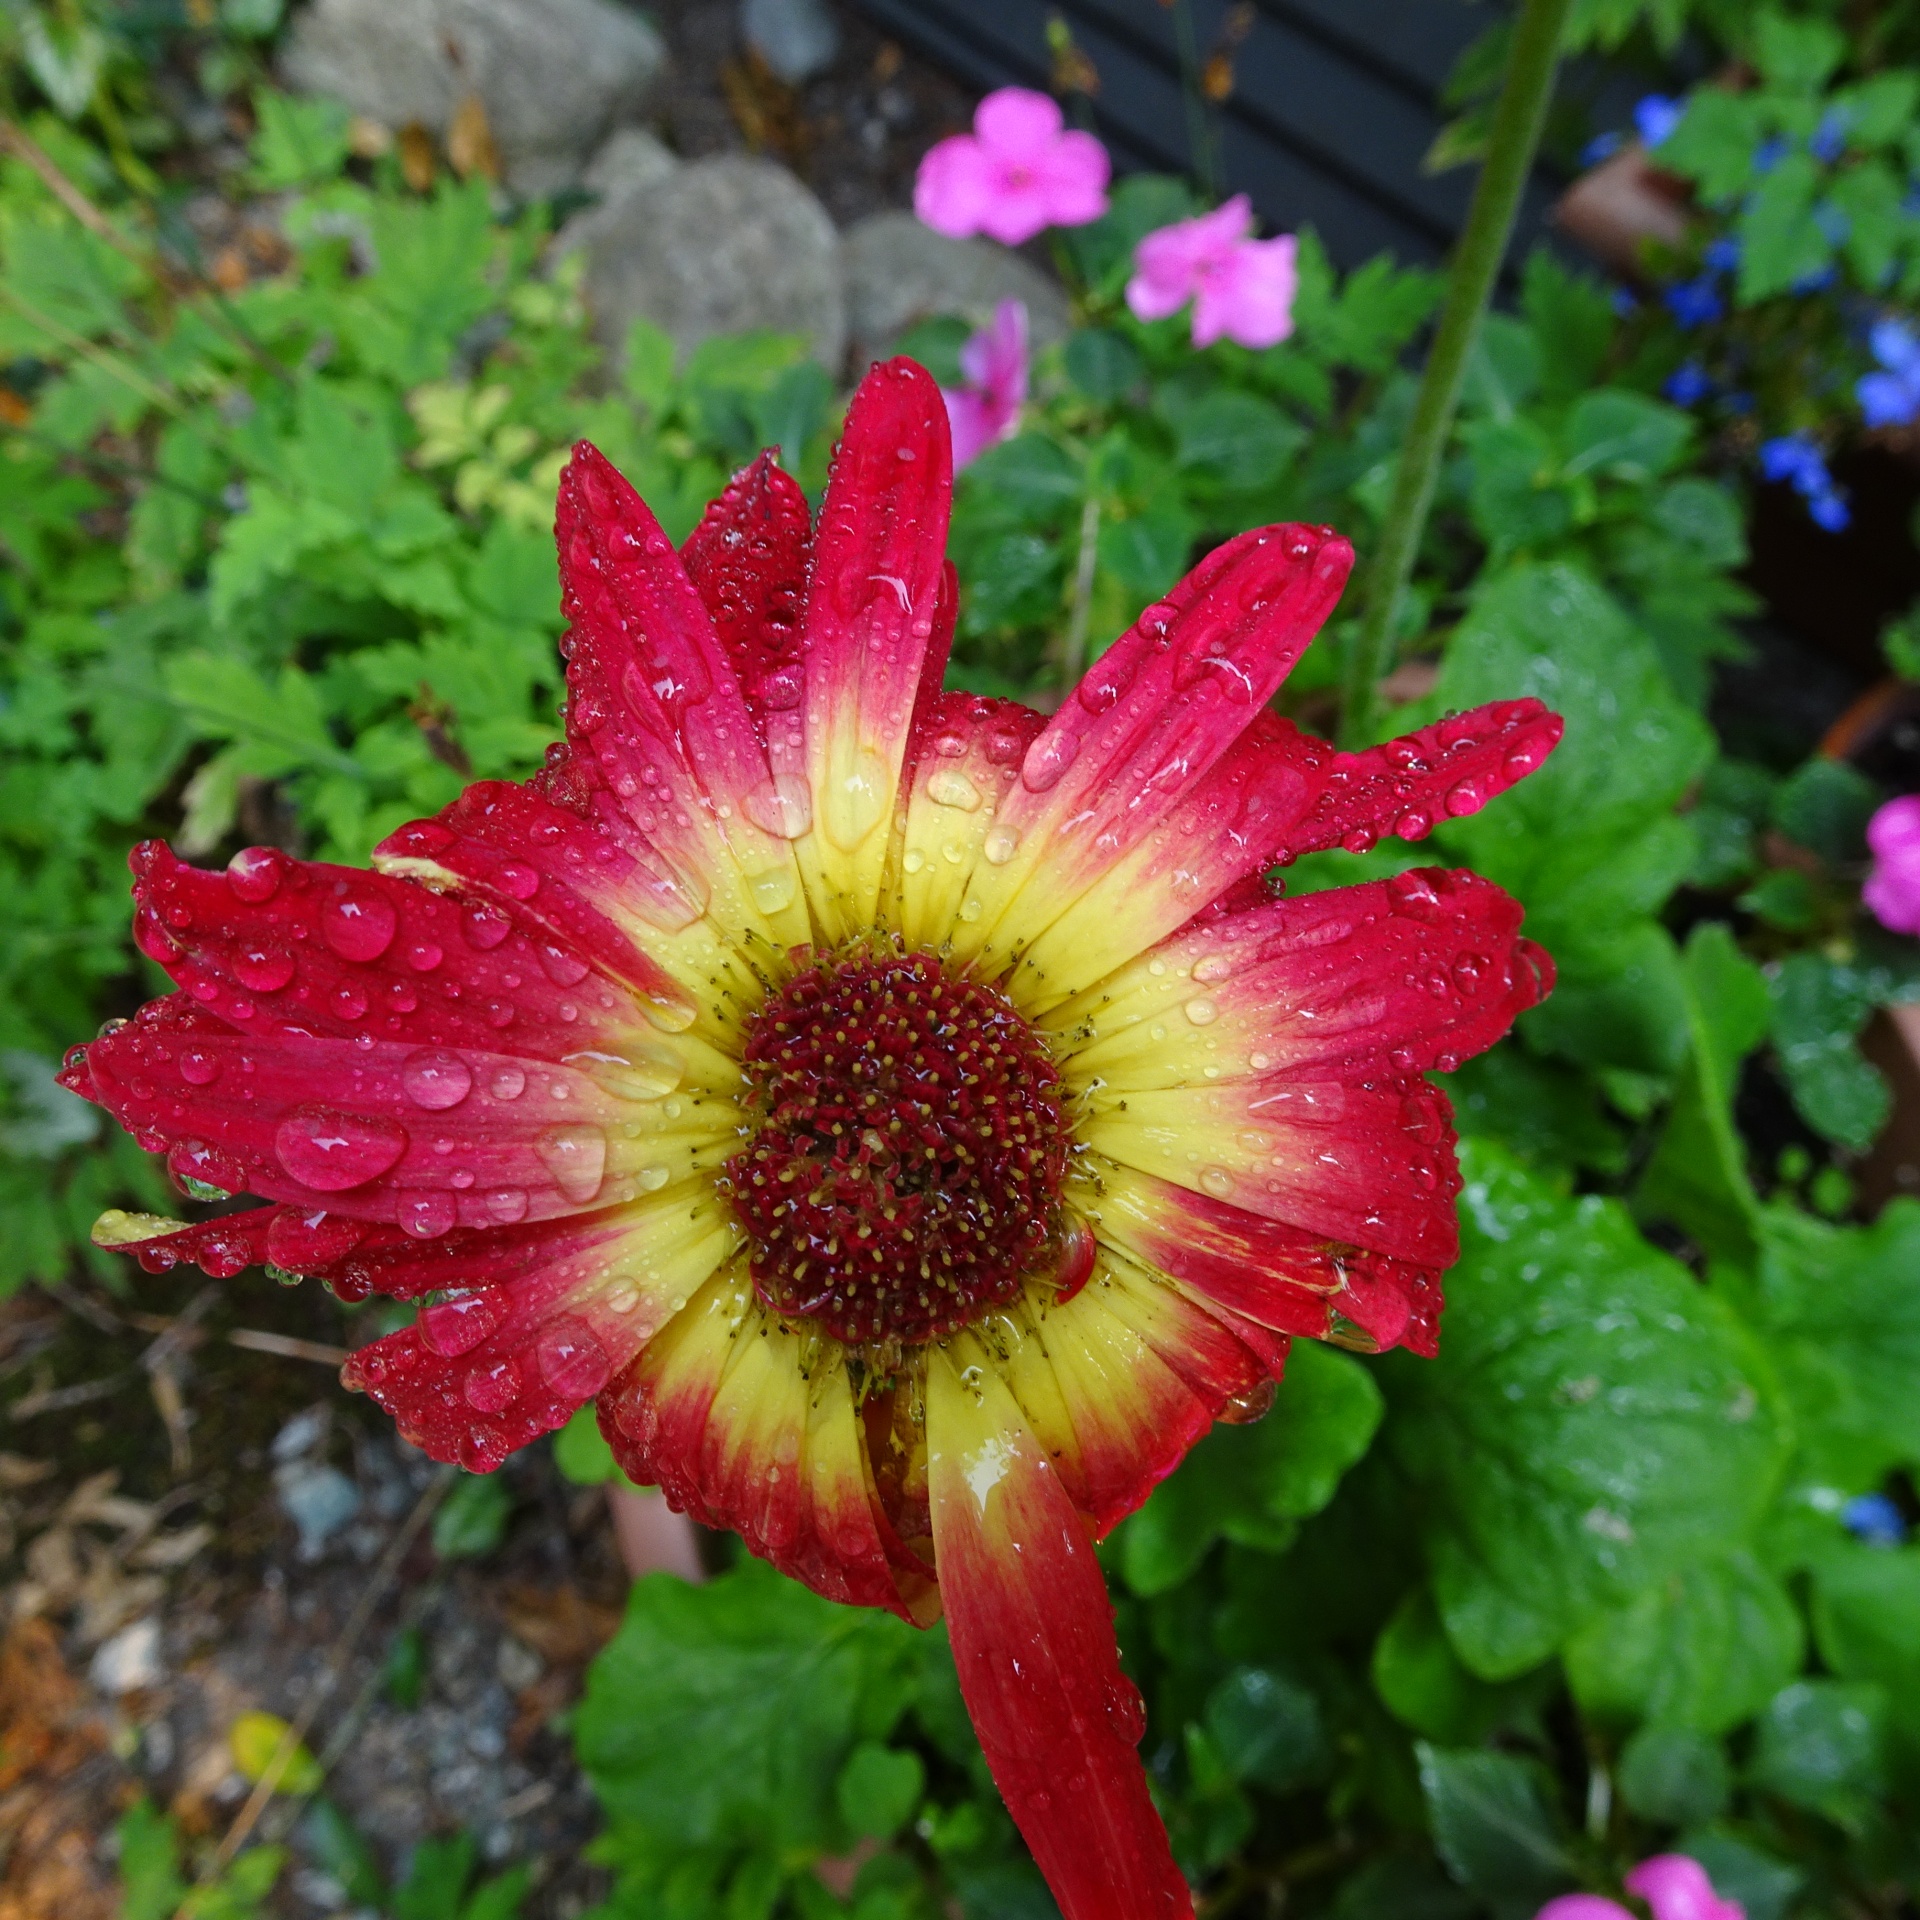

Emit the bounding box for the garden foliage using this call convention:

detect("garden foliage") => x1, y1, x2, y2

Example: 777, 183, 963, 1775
2, 55, 1916, 1920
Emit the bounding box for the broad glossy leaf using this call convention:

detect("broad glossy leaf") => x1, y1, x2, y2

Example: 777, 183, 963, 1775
1416, 1745, 1571, 1903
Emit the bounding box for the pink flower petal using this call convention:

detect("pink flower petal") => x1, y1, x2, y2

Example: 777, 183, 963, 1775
1624, 1855, 1745, 1920
1031, 128, 1111, 226
1867, 794, 1920, 858
914, 134, 1000, 238
1194, 234, 1299, 349
974, 86, 1066, 160
1535, 1901, 1635, 1920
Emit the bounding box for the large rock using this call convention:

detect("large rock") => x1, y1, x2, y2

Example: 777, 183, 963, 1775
568, 155, 846, 370
281, 0, 665, 197
842, 212, 1072, 370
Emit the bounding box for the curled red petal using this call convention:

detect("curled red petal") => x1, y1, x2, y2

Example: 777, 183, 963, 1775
926, 1349, 1191, 1920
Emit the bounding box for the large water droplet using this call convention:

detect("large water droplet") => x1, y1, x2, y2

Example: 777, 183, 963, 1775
265, 1208, 363, 1271
226, 846, 281, 902
1019, 730, 1081, 794
744, 774, 813, 840
402, 1049, 473, 1110
486, 1186, 529, 1223
333, 982, 368, 1020
274, 1107, 408, 1191
495, 863, 541, 901
902, 847, 927, 874
925, 768, 982, 812
464, 1358, 520, 1413
464, 903, 512, 950
1184, 997, 1220, 1027
981, 824, 1020, 867
566, 1047, 682, 1102
746, 866, 797, 914
540, 943, 590, 987
321, 889, 397, 963
178, 1047, 221, 1086
406, 940, 444, 973
822, 748, 889, 851
536, 1124, 607, 1203
399, 1191, 457, 1238
234, 942, 295, 992
636, 1163, 671, 1193
1198, 1166, 1234, 1198
489, 1065, 527, 1101
536, 1319, 611, 1398
420, 1291, 502, 1357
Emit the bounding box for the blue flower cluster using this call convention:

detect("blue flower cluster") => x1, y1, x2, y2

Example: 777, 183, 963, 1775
1761, 433, 1851, 531
1842, 1491, 1909, 1547
1859, 318, 1920, 429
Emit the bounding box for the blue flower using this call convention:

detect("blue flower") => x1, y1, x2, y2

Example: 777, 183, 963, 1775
1761, 434, 1823, 486
1813, 201, 1851, 245
1842, 1491, 1908, 1547
1723, 389, 1755, 415
1703, 235, 1742, 275
1754, 134, 1791, 174
1610, 286, 1640, 316
1664, 362, 1713, 406
1581, 129, 1624, 168
1858, 318, 1920, 428
1663, 277, 1724, 328
1810, 108, 1851, 164
1635, 94, 1684, 149
1790, 264, 1839, 294
1809, 486, 1852, 531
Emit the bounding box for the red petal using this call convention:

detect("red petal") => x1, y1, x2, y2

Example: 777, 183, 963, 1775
956, 524, 1354, 991
787, 358, 954, 938
680, 449, 813, 722
926, 1349, 1192, 1920
124, 842, 643, 1058
343, 1197, 729, 1472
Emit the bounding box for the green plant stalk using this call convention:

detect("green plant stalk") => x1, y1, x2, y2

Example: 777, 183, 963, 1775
1337, 0, 1574, 747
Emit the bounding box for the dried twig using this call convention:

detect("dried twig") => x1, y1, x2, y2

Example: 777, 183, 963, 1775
226, 1329, 350, 1368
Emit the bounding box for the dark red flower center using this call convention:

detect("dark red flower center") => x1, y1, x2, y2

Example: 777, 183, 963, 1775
727, 948, 1068, 1348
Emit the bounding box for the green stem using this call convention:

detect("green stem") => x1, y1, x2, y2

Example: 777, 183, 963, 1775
1337, 0, 1574, 747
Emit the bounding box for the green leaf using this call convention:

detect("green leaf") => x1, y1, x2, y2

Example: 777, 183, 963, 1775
1616, 1724, 1731, 1825
1634, 922, 1769, 1263
1519, 253, 1614, 404
1416, 1745, 1572, 1903
1752, 9, 1845, 90
1561, 390, 1691, 483
1117, 1342, 1383, 1596
1754, 1200, 1920, 1488
1064, 174, 1196, 295
553, 1403, 617, 1484
1738, 154, 1830, 304
1748, 1679, 1888, 1829
1429, 564, 1713, 1075
1373, 1587, 1550, 1745
1562, 1549, 1803, 1734
1392, 1142, 1786, 1678
393, 1832, 477, 1920
1460, 417, 1572, 557
1672, 1836, 1801, 1920
576, 1561, 920, 1851
623, 319, 677, 413
1771, 756, 1879, 864
1767, 954, 1890, 1151
1173, 390, 1305, 492
250, 92, 352, 190
1204, 1667, 1328, 1792
433, 1471, 513, 1559
1807, 1542, 1920, 1741
835, 1741, 925, 1840
117, 1800, 186, 1920
958, 432, 1082, 528
1097, 500, 1197, 599
1063, 329, 1143, 403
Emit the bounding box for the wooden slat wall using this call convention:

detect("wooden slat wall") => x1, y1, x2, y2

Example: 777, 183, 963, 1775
850, 0, 1566, 268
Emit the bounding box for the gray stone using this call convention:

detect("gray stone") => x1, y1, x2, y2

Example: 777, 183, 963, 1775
571, 155, 845, 369
842, 211, 1072, 371
274, 1458, 363, 1560
741, 0, 840, 86
91, 1617, 162, 1695
281, 0, 665, 197
554, 128, 681, 261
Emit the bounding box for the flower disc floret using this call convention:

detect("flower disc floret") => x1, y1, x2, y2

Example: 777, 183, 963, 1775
728, 948, 1067, 1346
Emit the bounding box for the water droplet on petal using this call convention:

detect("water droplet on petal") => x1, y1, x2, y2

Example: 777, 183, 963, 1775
926, 768, 982, 811
540, 944, 590, 987
536, 1124, 607, 1203
1198, 1166, 1234, 1198
226, 846, 281, 902
746, 866, 797, 914
179, 1048, 220, 1086
1019, 730, 1081, 794
464, 903, 513, 950
465, 1358, 520, 1413
536, 1319, 611, 1398
496, 863, 541, 901
981, 824, 1020, 866
265, 1208, 363, 1271
402, 1049, 473, 1110
321, 889, 398, 963
399, 1191, 457, 1238
1184, 997, 1219, 1026
636, 1164, 671, 1193
406, 941, 444, 973
486, 1187, 529, 1224
234, 942, 295, 992
275, 1107, 408, 1191
744, 775, 813, 839
565, 1047, 682, 1102
490, 1065, 527, 1102
333, 982, 368, 1020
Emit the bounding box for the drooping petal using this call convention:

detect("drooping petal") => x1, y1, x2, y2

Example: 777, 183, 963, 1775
782, 359, 954, 941
943, 524, 1354, 997
913, 134, 1000, 239
679, 450, 813, 722
342, 1186, 734, 1471
987, 1249, 1275, 1532
81, 1018, 740, 1234
1002, 699, 1559, 1011
599, 1264, 932, 1619
925, 1346, 1192, 1920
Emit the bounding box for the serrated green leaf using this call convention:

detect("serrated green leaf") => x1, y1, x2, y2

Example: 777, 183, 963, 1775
1416, 1745, 1571, 1902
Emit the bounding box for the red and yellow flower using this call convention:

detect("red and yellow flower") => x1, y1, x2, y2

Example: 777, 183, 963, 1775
62, 360, 1560, 1918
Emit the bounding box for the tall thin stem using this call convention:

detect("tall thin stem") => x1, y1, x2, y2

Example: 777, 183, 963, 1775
1337, 0, 1574, 747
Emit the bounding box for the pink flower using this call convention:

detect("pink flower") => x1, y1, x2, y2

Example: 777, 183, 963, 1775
1537, 1855, 1744, 1920
914, 88, 1110, 246
942, 300, 1029, 468
1126, 194, 1299, 350
1865, 794, 1920, 936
